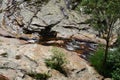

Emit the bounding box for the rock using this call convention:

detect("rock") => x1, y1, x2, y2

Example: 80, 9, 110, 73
0, 0, 8, 10
72, 33, 106, 45
0, 49, 7, 57
0, 36, 103, 80
20, 8, 34, 27
36, 0, 64, 25
0, 0, 109, 80
15, 0, 24, 3
0, 0, 117, 46
62, 50, 103, 80
0, 69, 17, 80
0, 74, 9, 80
0, 13, 4, 24
104, 78, 111, 80
48, 69, 67, 80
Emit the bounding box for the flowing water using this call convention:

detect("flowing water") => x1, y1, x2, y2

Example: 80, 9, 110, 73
64, 39, 98, 60
39, 37, 98, 60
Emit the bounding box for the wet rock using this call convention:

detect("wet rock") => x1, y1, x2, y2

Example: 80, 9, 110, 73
65, 40, 81, 51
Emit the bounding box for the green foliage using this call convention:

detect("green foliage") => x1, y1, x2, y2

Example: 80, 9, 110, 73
111, 68, 120, 80
107, 47, 120, 80
89, 46, 110, 77
27, 72, 51, 80
89, 47, 104, 73
107, 48, 120, 68
90, 46, 120, 79
79, 0, 120, 38
45, 47, 68, 76
79, 1, 120, 79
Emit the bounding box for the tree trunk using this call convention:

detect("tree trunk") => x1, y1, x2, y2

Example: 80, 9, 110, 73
103, 38, 109, 66
103, 23, 112, 66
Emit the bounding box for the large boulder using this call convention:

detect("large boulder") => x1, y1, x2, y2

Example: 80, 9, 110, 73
0, 36, 103, 80
0, 0, 117, 45
0, 0, 89, 35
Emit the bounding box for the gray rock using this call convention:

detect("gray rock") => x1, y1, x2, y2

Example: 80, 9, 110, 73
0, 13, 4, 24
37, 4, 64, 25
20, 8, 34, 27
0, 0, 8, 10
0, 0, 106, 80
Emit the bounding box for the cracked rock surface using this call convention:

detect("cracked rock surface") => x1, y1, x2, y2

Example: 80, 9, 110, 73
0, 0, 113, 80
0, 35, 103, 80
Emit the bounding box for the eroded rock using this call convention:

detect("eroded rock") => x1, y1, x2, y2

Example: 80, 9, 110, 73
0, 0, 112, 80
0, 36, 103, 80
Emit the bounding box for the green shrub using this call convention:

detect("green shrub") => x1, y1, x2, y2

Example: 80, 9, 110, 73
107, 47, 120, 80
45, 47, 68, 76
111, 68, 120, 80
27, 72, 51, 80
89, 47, 104, 73
89, 46, 112, 77
89, 45, 120, 79
107, 48, 120, 68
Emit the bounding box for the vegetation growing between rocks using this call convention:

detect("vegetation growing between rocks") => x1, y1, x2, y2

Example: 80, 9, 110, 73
0, 0, 120, 79
45, 47, 68, 77
77, 0, 120, 79
108, 47, 120, 80
27, 72, 51, 80
89, 46, 104, 74
80, 0, 120, 65
89, 43, 120, 79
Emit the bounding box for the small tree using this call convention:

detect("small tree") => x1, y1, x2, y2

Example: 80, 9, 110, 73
79, 0, 120, 65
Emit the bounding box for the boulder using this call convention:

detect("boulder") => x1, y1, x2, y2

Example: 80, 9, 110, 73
0, 36, 104, 80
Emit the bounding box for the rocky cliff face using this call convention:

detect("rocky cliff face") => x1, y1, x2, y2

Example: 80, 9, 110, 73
0, 0, 95, 38
0, 0, 112, 80
0, 36, 104, 80
0, 0, 116, 45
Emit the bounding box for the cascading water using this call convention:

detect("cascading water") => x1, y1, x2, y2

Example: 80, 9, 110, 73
65, 39, 98, 60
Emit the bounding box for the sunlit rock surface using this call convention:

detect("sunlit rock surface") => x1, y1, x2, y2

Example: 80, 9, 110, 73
0, 0, 115, 80
0, 36, 103, 80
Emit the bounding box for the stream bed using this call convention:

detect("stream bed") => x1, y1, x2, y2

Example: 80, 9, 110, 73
64, 39, 98, 60
39, 38, 98, 60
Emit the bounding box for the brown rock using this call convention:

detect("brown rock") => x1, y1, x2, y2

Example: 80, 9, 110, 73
0, 74, 9, 80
